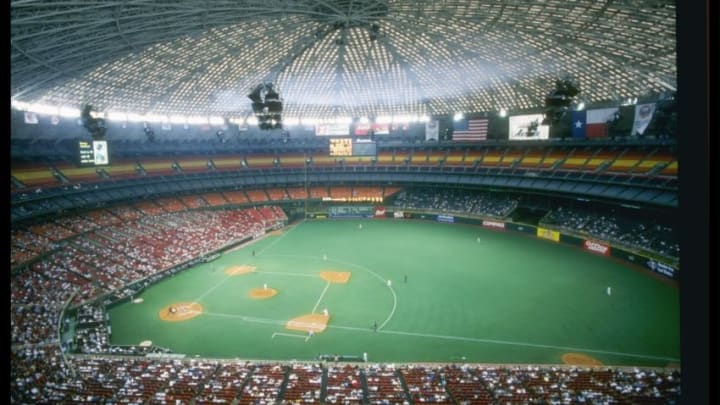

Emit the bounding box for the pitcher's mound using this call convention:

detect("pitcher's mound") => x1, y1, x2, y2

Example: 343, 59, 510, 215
159, 302, 203, 322
562, 353, 604, 366
225, 265, 256, 276
249, 288, 277, 299
286, 314, 330, 333
320, 271, 351, 283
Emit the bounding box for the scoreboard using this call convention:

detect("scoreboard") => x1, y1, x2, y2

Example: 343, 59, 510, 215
329, 138, 352, 156
78, 140, 110, 166
329, 138, 377, 157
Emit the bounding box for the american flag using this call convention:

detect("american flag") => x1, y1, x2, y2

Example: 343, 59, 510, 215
452, 118, 488, 141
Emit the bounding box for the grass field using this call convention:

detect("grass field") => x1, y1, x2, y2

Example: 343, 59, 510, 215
107, 219, 680, 367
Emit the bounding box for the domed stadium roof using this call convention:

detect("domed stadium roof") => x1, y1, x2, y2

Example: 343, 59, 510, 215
11, 0, 676, 119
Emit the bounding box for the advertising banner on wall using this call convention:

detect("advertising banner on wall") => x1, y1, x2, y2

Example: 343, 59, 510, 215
583, 240, 611, 256
482, 219, 506, 230
436, 214, 455, 223
316, 123, 350, 136
536, 227, 560, 242
645, 259, 676, 278
505, 223, 536, 234
329, 206, 374, 218
374, 206, 386, 218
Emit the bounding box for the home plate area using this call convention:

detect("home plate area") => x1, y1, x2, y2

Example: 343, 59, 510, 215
271, 270, 351, 341
285, 314, 330, 333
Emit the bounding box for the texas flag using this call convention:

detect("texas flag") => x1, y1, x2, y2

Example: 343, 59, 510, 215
571, 108, 618, 139
571, 110, 587, 138
587, 108, 618, 138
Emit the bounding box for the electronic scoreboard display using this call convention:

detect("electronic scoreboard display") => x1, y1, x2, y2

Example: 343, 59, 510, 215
329, 138, 352, 156
329, 138, 376, 157
78, 140, 110, 166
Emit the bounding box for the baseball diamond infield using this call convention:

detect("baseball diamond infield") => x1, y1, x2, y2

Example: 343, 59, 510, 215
108, 220, 680, 367
158, 302, 203, 322
249, 287, 278, 299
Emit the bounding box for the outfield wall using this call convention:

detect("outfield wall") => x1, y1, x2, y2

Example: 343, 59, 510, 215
374, 209, 678, 280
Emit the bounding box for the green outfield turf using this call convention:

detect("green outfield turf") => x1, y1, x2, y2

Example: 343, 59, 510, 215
107, 219, 680, 367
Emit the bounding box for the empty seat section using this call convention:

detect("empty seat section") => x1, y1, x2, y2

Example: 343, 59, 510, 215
330, 186, 353, 200
223, 191, 249, 205
560, 149, 592, 170
203, 192, 229, 206
376, 151, 395, 165
444, 150, 466, 166
133, 201, 164, 216
212, 154, 243, 171
278, 152, 306, 168
245, 189, 269, 203
176, 157, 210, 173
245, 154, 275, 168
138, 157, 176, 176
286, 187, 308, 200
479, 149, 502, 167
103, 159, 139, 179
180, 194, 209, 209
499, 149, 523, 167
539, 150, 568, 169
11, 162, 59, 187
309, 186, 329, 199
519, 150, 544, 168
607, 150, 646, 173
155, 197, 185, 212
265, 187, 288, 201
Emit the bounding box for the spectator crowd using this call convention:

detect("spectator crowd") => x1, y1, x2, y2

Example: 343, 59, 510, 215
392, 188, 519, 219
541, 206, 679, 262
11, 198, 681, 403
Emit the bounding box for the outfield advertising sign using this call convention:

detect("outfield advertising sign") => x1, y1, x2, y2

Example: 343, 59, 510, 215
329, 206, 374, 218
536, 227, 560, 242
645, 259, 676, 278
482, 220, 505, 230
436, 214, 455, 223
584, 240, 611, 256
374, 206, 386, 218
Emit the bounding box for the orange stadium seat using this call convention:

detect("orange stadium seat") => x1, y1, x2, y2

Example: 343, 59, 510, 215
11, 163, 60, 188
265, 187, 289, 201
559, 148, 593, 170
286, 187, 308, 200
222, 191, 250, 204
246, 189, 269, 203
202, 192, 229, 206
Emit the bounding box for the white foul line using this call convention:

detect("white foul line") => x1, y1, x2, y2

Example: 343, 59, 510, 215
195, 278, 233, 302
255, 271, 316, 278
193, 225, 299, 303
261, 254, 397, 330
272, 332, 306, 340
255, 224, 296, 256
325, 256, 397, 330
376, 329, 680, 362
311, 282, 331, 314
197, 310, 679, 362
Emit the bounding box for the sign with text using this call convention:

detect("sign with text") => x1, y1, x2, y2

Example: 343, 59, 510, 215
482, 220, 506, 230
583, 240, 611, 256
536, 227, 560, 242
317, 123, 350, 136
